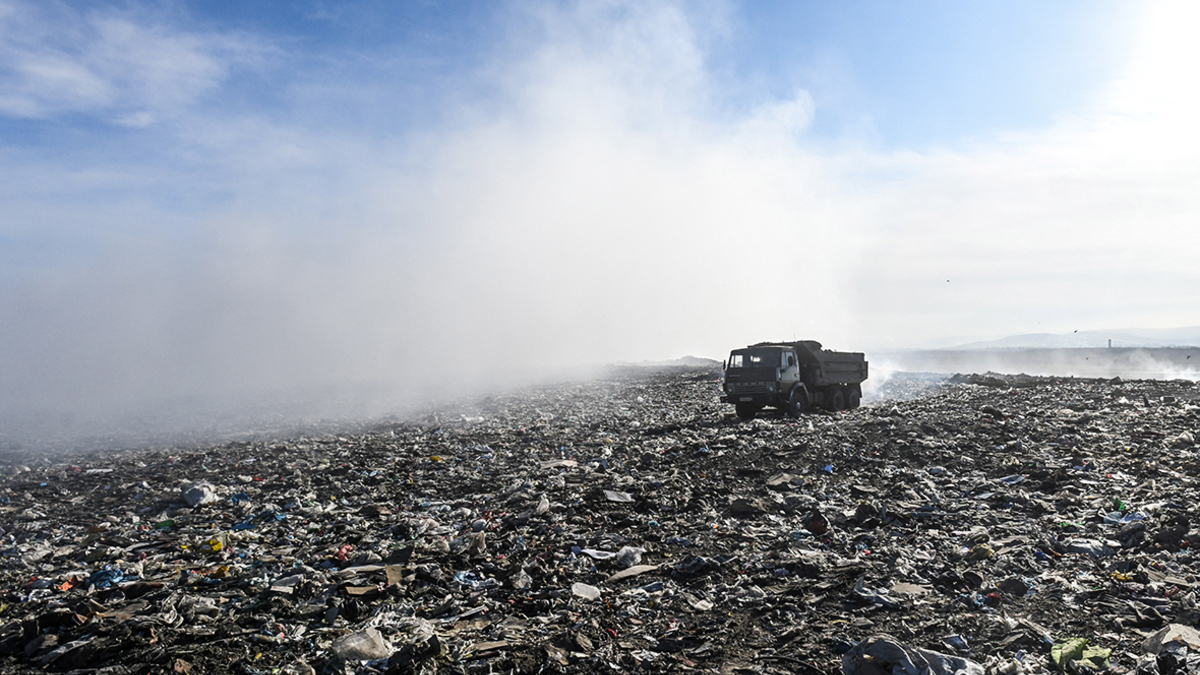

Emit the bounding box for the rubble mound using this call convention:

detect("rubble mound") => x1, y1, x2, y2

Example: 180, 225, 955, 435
2, 368, 1200, 675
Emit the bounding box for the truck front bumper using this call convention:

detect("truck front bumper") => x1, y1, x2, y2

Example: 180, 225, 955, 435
721, 392, 779, 405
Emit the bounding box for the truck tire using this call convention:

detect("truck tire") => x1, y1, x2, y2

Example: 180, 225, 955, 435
847, 386, 861, 410
735, 403, 759, 420
825, 387, 845, 412
787, 389, 805, 418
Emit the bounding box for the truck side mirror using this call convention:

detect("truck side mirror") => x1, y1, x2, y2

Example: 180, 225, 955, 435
722, 359, 727, 371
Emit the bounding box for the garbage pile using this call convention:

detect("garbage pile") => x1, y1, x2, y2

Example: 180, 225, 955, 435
1, 366, 1199, 675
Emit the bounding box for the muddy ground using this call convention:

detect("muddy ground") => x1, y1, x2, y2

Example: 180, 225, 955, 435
1, 367, 1199, 675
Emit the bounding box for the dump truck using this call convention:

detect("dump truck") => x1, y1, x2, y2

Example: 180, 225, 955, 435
719, 340, 868, 419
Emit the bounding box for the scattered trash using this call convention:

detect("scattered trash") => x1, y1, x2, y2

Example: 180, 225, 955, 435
331, 627, 391, 661
0, 367, 1198, 673
180, 480, 218, 507
1145, 625, 1200, 655
1052, 637, 1112, 670
843, 634, 984, 675
570, 582, 602, 600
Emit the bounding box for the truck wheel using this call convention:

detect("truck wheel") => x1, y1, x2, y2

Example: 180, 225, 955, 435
787, 390, 805, 418
825, 388, 845, 412
847, 387, 861, 410
735, 404, 758, 420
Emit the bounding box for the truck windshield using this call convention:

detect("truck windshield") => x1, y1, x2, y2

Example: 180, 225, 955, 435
728, 349, 780, 368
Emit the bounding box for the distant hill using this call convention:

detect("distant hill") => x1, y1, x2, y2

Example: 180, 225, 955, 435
613, 355, 721, 367
946, 327, 1200, 350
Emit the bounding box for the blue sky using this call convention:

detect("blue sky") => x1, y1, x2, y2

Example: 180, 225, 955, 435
1, 1, 1136, 149
727, 1, 1136, 145
0, 0, 1197, 429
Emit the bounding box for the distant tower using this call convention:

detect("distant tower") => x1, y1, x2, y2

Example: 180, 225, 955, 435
1108, 339, 1112, 348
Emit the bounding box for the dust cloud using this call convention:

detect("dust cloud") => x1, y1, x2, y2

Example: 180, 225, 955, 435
873, 348, 1200, 383
0, 4, 859, 452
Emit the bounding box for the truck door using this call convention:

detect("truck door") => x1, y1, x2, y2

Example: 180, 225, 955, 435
782, 351, 799, 390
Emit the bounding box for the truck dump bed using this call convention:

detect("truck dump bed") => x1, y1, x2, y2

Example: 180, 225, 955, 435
751, 341, 868, 387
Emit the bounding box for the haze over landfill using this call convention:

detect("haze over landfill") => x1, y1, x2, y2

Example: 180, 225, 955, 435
7, 4, 1200, 674
2, 0, 1199, 446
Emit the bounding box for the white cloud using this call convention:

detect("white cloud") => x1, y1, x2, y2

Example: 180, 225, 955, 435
735, 89, 816, 141
0, 0, 263, 122
116, 110, 157, 128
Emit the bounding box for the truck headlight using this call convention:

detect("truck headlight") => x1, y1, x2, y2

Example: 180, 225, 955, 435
766, 383, 775, 392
